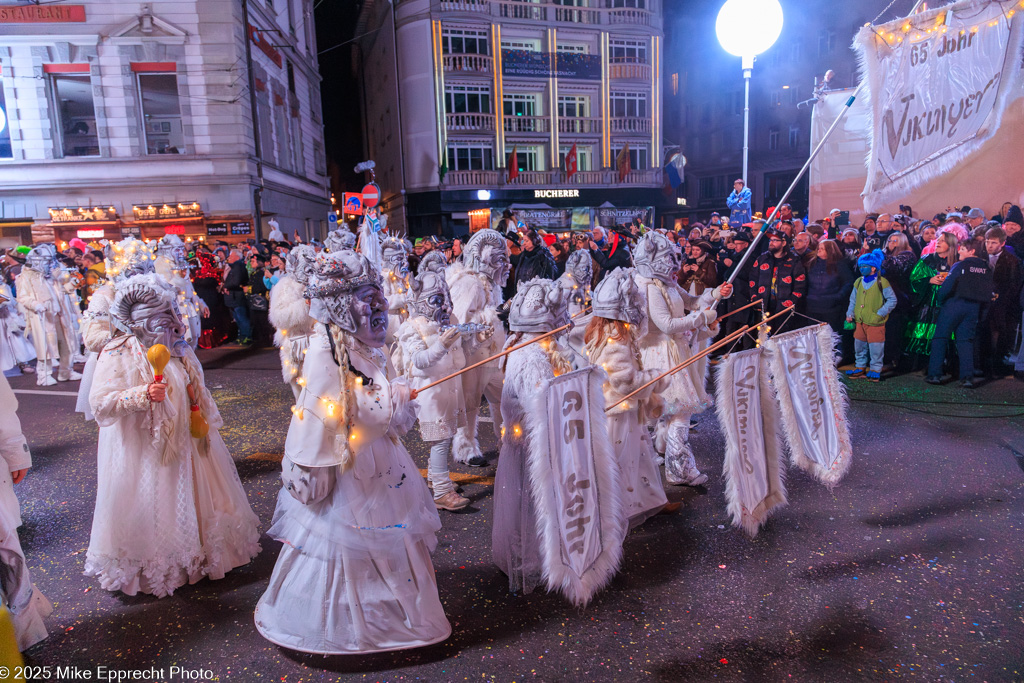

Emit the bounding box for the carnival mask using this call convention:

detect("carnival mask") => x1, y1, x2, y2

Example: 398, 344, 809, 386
591, 267, 647, 337
112, 275, 189, 357
381, 237, 411, 278
350, 285, 389, 348
156, 235, 189, 271
286, 245, 317, 286
566, 249, 593, 289
410, 251, 453, 326
26, 245, 58, 277
305, 249, 387, 344
634, 232, 682, 283
323, 228, 357, 253
464, 229, 511, 288
509, 277, 569, 333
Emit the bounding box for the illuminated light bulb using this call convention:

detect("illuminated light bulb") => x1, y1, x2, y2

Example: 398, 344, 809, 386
326, 402, 336, 416
302, 349, 308, 355
513, 425, 522, 437
500, 426, 506, 438
349, 432, 356, 441
356, 376, 363, 386
296, 377, 306, 386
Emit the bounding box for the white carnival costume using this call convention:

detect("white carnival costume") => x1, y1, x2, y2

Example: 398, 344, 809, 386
633, 233, 729, 486
0, 374, 53, 650
586, 268, 671, 527
0, 282, 36, 374
16, 245, 81, 385
381, 236, 412, 348
491, 277, 621, 599
268, 245, 317, 401
255, 249, 451, 654
446, 229, 510, 466
558, 249, 593, 362
76, 238, 156, 420
395, 251, 479, 512
154, 234, 208, 348
85, 274, 260, 597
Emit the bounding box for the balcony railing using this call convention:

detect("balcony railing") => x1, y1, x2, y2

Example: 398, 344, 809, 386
443, 168, 663, 187
553, 5, 601, 23
445, 170, 502, 186
608, 8, 653, 25
443, 53, 493, 73
445, 112, 496, 131
498, 1, 547, 20
558, 116, 602, 134
503, 115, 551, 133
610, 117, 651, 133
478, 1, 658, 27
609, 61, 651, 80
440, 0, 491, 12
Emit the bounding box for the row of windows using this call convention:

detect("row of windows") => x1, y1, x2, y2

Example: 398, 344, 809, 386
40, 68, 314, 174
49, 72, 183, 157
442, 30, 649, 62
446, 142, 647, 172
445, 86, 645, 117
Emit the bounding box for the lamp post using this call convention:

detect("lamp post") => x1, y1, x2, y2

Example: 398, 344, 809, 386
715, 0, 784, 186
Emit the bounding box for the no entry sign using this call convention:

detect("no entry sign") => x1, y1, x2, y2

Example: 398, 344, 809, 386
361, 183, 380, 208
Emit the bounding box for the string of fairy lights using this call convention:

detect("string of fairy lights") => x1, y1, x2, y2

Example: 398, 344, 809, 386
869, 0, 1022, 48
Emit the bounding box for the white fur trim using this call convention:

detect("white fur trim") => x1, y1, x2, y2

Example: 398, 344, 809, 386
716, 350, 787, 538
766, 325, 852, 489
521, 364, 626, 606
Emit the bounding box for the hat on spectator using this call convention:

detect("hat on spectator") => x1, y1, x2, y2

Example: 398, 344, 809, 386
857, 248, 886, 273
946, 211, 963, 220
1004, 205, 1024, 227
967, 207, 985, 219
733, 231, 753, 243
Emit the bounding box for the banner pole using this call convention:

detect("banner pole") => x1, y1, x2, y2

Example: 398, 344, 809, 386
605, 304, 795, 413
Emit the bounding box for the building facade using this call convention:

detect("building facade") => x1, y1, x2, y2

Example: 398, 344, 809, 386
354, 0, 668, 238
0, 0, 329, 248
663, 0, 894, 223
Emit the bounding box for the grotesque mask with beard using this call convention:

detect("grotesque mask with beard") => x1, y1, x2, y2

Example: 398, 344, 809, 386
111, 274, 189, 356
463, 229, 511, 288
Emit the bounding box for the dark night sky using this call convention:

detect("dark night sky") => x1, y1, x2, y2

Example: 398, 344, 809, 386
314, 0, 363, 194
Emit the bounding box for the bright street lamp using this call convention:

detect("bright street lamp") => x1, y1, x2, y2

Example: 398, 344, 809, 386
715, 0, 784, 186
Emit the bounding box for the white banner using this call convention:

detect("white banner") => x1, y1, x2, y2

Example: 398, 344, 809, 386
715, 348, 786, 538
855, 0, 1024, 209
523, 365, 625, 606
765, 324, 852, 489
809, 87, 872, 226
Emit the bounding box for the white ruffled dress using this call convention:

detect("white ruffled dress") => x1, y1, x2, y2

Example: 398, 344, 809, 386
255, 328, 450, 654
85, 337, 261, 597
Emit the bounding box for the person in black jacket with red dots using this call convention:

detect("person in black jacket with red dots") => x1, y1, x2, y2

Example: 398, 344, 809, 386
748, 227, 807, 332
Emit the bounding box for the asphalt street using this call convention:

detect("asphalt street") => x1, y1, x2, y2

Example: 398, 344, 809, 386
5, 346, 1024, 682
